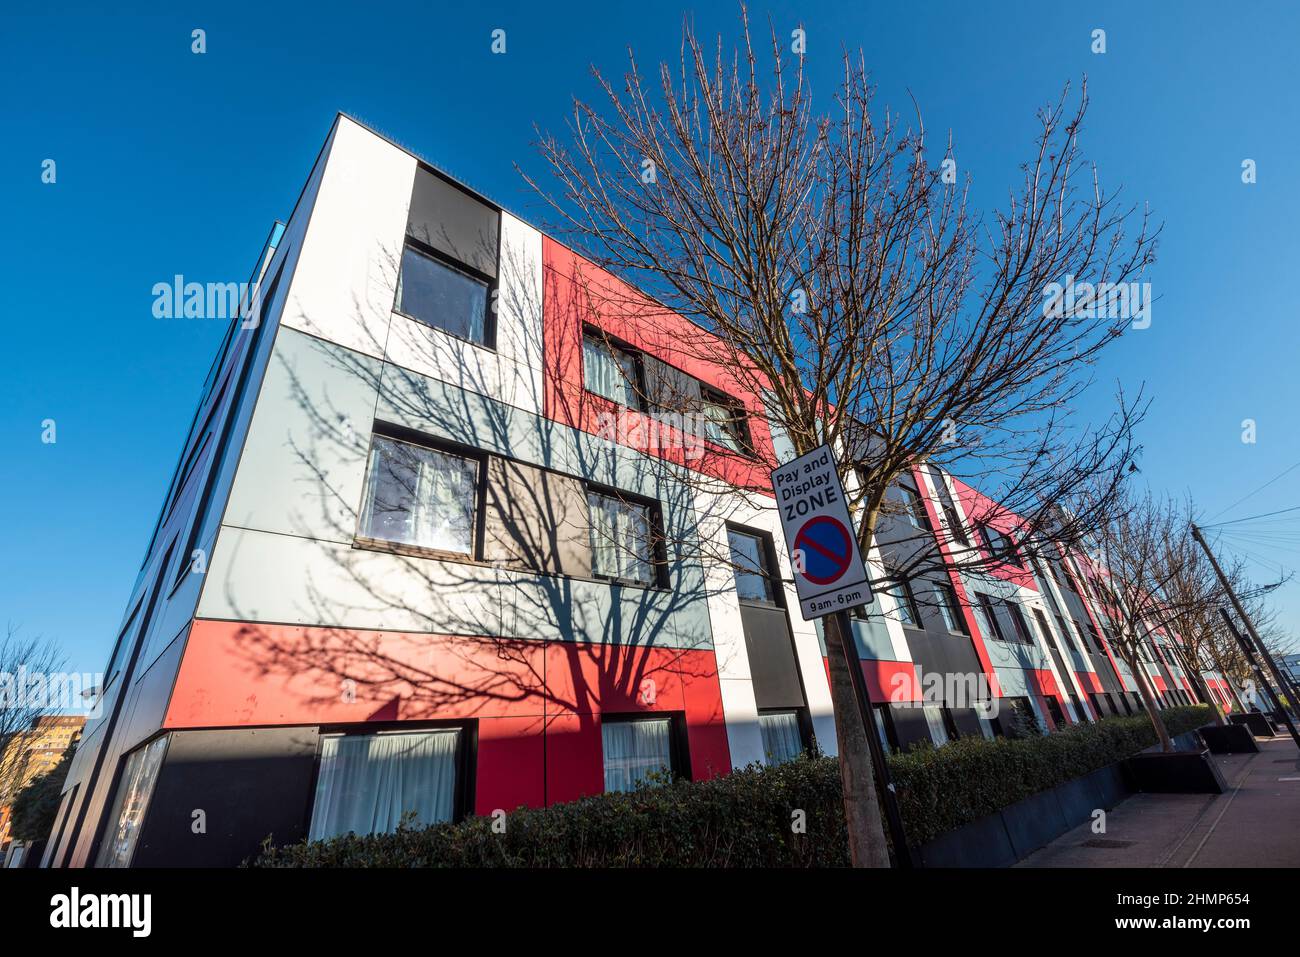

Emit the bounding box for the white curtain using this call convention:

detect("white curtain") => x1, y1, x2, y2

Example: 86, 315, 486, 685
96, 735, 169, 868
759, 711, 803, 765
309, 730, 459, 841
922, 705, 950, 746
583, 336, 638, 407
361, 438, 476, 554
588, 493, 651, 583
602, 719, 672, 792
702, 399, 741, 451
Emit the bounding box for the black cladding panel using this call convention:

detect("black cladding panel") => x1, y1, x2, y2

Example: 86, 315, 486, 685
407, 167, 500, 278
131, 727, 320, 867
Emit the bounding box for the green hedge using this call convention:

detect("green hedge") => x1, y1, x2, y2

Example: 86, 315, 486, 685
251, 705, 1211, 867
890, 704, 1210, 843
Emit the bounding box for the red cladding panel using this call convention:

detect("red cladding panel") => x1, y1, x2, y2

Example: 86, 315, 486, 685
541, 239, 775, 492
1075, 670, 1104, 694
166, 620, 731, 808
947, 477, 1038, 591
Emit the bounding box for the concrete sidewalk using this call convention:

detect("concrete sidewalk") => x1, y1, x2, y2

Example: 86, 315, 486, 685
1018, 736, 1300, 867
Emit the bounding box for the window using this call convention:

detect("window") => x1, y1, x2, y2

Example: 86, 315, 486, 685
922, 705, 951, 746
728, 528, 778, 605
602, 717, 674, 791
972, 593, 1008, 642
885, 573, 922, 627
872, 704, 900, 754
759, 711, 805, 765
309, 729, 461, 841
942, 503, 969, 545
978, 525, 1022, 566
104, 604, 141, 687
933, 581, 967, 634
701, 390, 750, 454
1031, 608, 1057, 652
1044, 696, 1067, 729
1053, 613, 1079, 655
588, 491, 656, 585
1082, 620, 1102, 653
583, 332, 643, 409
358, 435, 479, 556
96, 735, 169, 868
396, 243, 490, 345
899, 484, 932, 531
1002, 600, 1033, 645
1005, 697, 1042, 737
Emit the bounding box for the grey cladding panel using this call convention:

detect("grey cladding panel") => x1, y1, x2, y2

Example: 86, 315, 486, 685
407, 167, 500, 277
483, 457, 593, 579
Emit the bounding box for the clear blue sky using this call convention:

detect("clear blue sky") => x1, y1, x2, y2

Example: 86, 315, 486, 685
3, 1, 1297, 676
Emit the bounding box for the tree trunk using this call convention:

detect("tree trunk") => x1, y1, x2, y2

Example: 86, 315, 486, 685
1130, 657, 1174, 751
1184, 650, 1226, 726
823, 613, 892, 868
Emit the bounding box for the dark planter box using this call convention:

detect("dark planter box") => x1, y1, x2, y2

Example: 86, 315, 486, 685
1122, 749, 1227, 794
1199, 723, 1260, 754
914, 764, 1132, 867
1230, 712, 1276, 737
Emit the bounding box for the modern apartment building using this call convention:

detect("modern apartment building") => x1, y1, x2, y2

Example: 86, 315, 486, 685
45, 115, 1231, 868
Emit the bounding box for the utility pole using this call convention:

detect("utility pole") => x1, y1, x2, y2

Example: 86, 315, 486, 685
1191, 523, 1300, 719
1218, 608, 1300, 748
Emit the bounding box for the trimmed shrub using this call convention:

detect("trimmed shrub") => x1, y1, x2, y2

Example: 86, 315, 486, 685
890, 704, 1210, 843
253, 754, 848, 868
251, 705, 1211, 867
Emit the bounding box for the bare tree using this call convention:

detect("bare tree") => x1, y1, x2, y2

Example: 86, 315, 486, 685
1087, 491, 1237, 749
526, 9, 1157, 864
0, 624, 66, 811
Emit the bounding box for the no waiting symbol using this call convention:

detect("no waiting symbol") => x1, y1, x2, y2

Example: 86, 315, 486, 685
794, 515, 854, 585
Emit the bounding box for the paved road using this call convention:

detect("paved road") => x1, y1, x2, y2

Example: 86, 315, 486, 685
1019, 736, 1300, 867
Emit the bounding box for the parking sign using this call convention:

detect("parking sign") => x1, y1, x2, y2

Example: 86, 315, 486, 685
770, 444, 873, 620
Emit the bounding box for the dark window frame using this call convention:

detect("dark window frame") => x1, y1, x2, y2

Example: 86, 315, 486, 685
885, 571, 924, 629
726, 524, 784, 608
584, 482, 670, 590
1002, 599, 1034, 645
978, 524, 1023, 568
600, 711, 690, 786
898, 483, 933, 532
933, 580, 969, 635
353, 426, 488, 563
580, 324, 649, 412
757, 707, 811, 762
974, 593, 1009, 643
308, 718, 477, 829
699, 386, 754, 456
393, 236, 499, 350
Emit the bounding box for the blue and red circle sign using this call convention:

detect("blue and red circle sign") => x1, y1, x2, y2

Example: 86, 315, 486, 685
794, 516, 854, 585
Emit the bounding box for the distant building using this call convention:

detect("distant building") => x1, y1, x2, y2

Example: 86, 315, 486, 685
0, 715, 84, 845
1282, 653, 1300, 685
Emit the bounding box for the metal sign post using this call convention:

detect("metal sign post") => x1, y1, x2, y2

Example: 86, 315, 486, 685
770, 445, 911, 866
